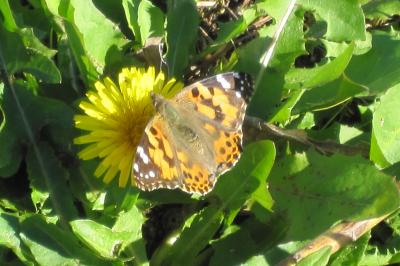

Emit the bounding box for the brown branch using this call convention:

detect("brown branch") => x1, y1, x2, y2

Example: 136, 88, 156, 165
278, 213, 394, 266
243, 115, 369, 157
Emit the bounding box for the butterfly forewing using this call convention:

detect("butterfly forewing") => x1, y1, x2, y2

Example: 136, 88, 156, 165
133, 72, 253, 194
133, 115, 180, 191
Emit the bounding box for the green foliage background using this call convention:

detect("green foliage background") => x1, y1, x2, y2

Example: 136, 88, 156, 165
0, 0, 400, 265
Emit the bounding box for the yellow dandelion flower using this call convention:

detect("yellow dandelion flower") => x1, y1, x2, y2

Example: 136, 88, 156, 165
74, 67, 183, 187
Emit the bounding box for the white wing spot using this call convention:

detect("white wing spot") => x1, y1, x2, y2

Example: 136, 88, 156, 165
149, 170, 156, 178
216, 74, 231, 89
235, 91, 242, 98
144, 174, 149, 179
133, 163, 139, 172
140, 173, 144, 178
141, 152, 149, 164
137, 146, 143, 153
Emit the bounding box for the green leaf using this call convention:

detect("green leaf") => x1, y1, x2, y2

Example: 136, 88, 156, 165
345, 31, 400, 95
363, 0, 400, 19
71, 219, 131, 259
211, 6, 258, 48
20, 215, 108, 266
285, 43, 355, 89
329, 234, 369, 266
298, 246, 331, 266
165, 0, 199, 78
155, 206, 223, 266
27, 143, 77, 223
0, 212, 32, 264
293, 74, 367, 113
122, 0, 141, 43
112, 205, 147, 264
269, 150, 400, 239
43, 0, 128, 76
237, 1, 305, 119
210, 226, 259, 266
0, 83, 74, 177
298, 0, 365, 42
372, 84, 400, 165
212, 140, 276, 224
138, 0, 164, 45
0, 26, 60, 83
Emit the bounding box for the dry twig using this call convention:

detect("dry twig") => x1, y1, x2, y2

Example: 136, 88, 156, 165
278, 213, 394, 265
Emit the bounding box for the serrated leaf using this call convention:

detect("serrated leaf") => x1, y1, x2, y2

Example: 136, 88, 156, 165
372, 84, 400, 165
20, 215, 108, 266
0, 26, 60, 83
0, 212, 32, 264
0, 83, 74, 177
165, 0, 199, 78
112, 205, 147, 264
27, 143, 77, 222
269, 150, 400, 239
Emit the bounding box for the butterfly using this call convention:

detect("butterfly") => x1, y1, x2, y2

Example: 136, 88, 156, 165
133, 72, 253, 195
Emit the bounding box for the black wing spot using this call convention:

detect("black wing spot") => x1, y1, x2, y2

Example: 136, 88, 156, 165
192, 87, 200, 97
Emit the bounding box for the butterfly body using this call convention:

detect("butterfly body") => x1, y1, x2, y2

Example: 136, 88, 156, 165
134, 72, 253, 194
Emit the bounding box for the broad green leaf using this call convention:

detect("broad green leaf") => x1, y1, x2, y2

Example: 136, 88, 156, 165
165, 0, 199, 78
0, 26, 60, 83
154, 206, 223, 266
329, 234, 369, 266
263, 241, 309, 265
372, 84, 400, 165
209, 6, 258, 52
370, 129, 391, 168
112, 205, 147, 264
71, 219, 130, 259
122, 0, 141, 42
0, 0, 18, 31
42, 0, 127, 77
345, 31, 400, 94
0, 212, 32, 264
237, 0, 305, 119
213, 140, 276, 224
210, 226, 258, 266
269, 150, 400, 239
298, 246, 331, 266
27, 143, 77, 223
269, 89, 304, 123
0, 83, 74, 177
138, 0, 164, 45
293, 74, 366, 113
238, 0, 305, 72
285, 43, 355, 89
21, 215, 108, 266
298, 0, 365, 42
363, 0, 400, 19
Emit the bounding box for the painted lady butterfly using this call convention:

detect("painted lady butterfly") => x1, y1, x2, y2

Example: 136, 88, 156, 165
133, 72, 253, 194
